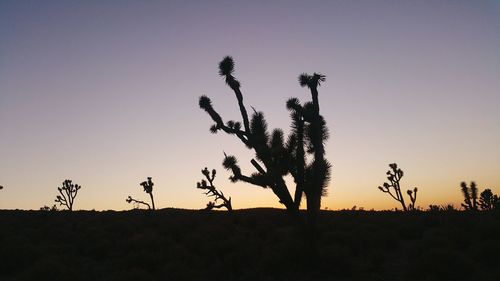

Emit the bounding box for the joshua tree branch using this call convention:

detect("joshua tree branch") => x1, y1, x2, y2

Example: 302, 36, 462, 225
126, 196, 151, 210
199, 98, 250, 145
232, 87, 251, 134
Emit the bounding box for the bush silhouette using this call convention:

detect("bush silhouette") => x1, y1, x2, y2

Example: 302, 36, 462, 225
199, 56, 330, 227
54, 179, 81, 211
40, 204, 58, 211
127, 177, 156, 210
427, 204, 456, 212
196, 167, 232, 211
478, 188, 499, 211
460, 181, 478, 211
378, 163, 418, 211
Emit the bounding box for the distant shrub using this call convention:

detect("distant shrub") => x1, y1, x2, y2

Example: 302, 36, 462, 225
428, 205, 441, 212
54, 179, 81, 211
196, 167, 232, 211
40, 205, 58, 211
377, 163, 418, 211
427, 204, 456, 212
442, 204, 456, 211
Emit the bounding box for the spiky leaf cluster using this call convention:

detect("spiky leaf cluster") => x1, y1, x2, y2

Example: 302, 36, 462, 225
140, 177, 154, 194
219, 56, 240, 89
299, 73, 326, 88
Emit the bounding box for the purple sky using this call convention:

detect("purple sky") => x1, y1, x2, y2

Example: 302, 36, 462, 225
1, 0, 499, 210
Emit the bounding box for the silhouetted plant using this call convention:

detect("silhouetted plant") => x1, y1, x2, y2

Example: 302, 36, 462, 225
40, 204, 58, 211
199, 56, 330, 227
478, 188, 500, 211
127, 177, 156, 210
427, 204, 455, 212
0, 185, 3, 190
54, 179, 81, 211
443, 204, 456, 211
428, 205, 441, 212
378, 163, 418, 211
460, 181, 478, 211
196, 167, 232, 211
126, 196, 151, 210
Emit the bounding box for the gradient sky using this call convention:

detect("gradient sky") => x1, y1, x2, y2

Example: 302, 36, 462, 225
1, 0, 499, 211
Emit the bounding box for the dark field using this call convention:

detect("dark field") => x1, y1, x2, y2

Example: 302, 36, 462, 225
1, 209, 499, 281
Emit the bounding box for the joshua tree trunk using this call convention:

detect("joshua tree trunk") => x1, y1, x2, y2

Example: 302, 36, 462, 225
395, 181, 407, 211
149, 193, 155, 210
306, 191, 321, 231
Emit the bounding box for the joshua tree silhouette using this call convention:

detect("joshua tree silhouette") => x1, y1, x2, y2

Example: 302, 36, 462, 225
378, 163, 418, 211
127, 177, 156, 210
460, 181, 478, 211
54, 179, 81, 211
199, 56, 330, 227
196, 167, 232, 211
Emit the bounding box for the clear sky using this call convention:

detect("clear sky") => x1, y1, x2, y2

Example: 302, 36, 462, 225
1, 0, 499, 211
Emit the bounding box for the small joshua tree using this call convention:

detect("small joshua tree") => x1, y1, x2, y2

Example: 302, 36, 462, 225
378, 163, 418, 211
127, 177, 156, 210
460, 181, 478, 211
196, 167, 232, 211
478, 188, 499, 211
55, 179, 81, 211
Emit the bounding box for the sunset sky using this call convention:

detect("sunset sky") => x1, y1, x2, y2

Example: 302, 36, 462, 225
1, 0, 499, 211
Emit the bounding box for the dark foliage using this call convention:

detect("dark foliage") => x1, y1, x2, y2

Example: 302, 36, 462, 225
40, 205, 58, 212
378, 163, 418, 211
199, 56, 330, 227
196, 168, 232, 211
1, 209, 499, 281
478, 189, 500, 211
54, 179, 81, 211
427, 204, 456, 212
